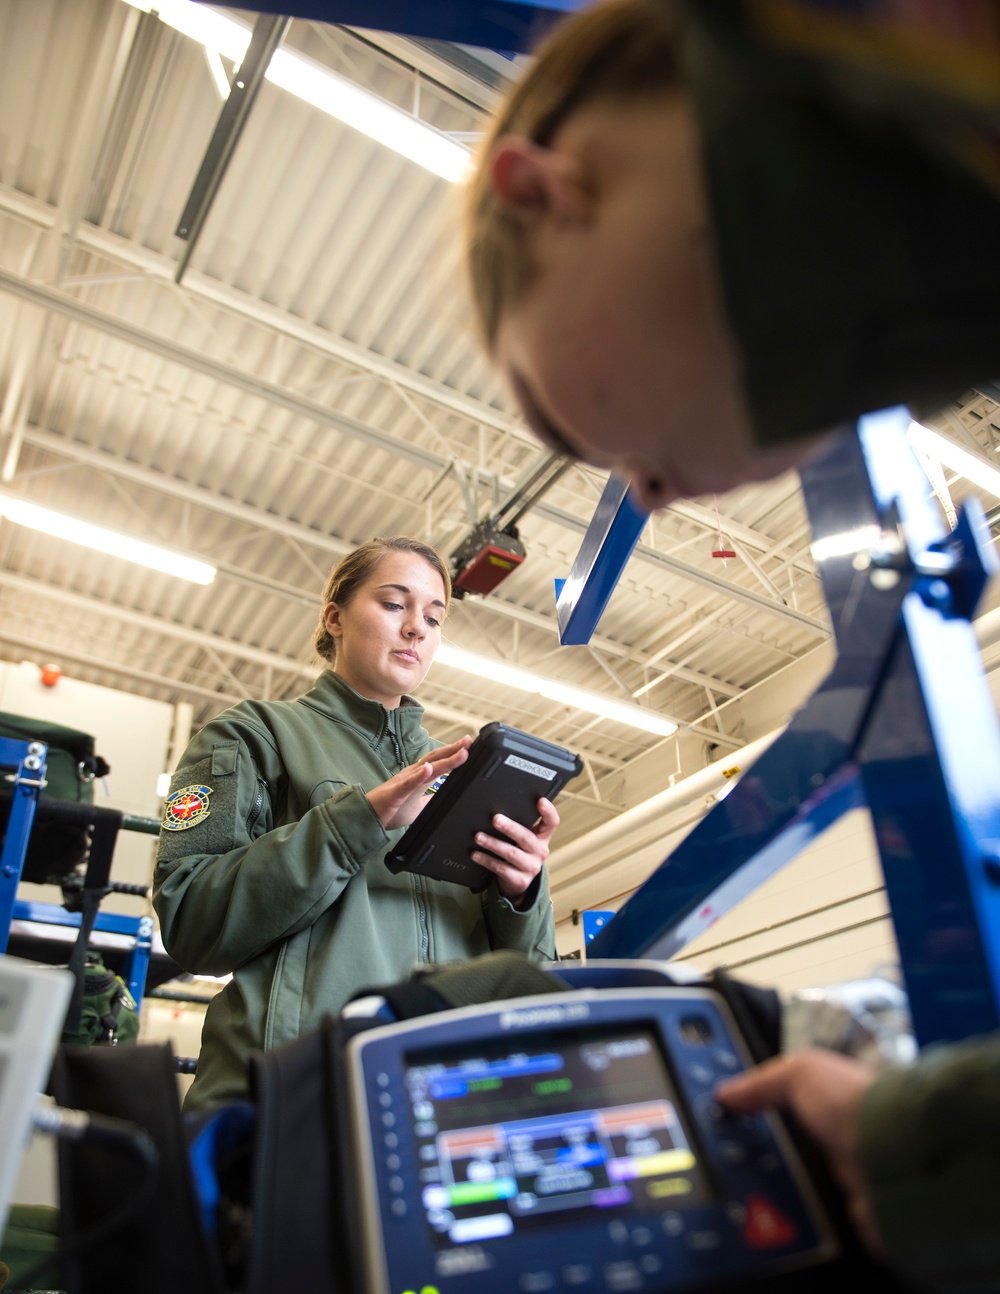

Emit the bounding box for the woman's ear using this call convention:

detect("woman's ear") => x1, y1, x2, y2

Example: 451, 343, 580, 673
323, 602, 342, 640
488, 136, 591, 224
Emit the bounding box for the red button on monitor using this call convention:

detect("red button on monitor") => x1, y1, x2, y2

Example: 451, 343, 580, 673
742, 1195, 798, 1248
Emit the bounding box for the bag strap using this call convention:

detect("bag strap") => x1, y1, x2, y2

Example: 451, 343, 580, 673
61, 809, 122, 1042
50, 1042, 228, 1294
351, 949, 570, 1023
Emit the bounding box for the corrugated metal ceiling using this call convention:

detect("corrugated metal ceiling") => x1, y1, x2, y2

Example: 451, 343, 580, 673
1, 0, 998, 852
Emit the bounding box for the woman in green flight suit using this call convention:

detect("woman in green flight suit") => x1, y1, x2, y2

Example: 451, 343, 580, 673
154, 535, 558, 1113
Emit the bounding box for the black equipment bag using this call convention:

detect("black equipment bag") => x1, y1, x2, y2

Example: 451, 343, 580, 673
241, 957, 911, 1294
50, 1042, 229, 1294
49, 954, 913, 1294
0, 710, 111, 882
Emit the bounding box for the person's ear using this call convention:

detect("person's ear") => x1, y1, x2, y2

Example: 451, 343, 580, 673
488, 136, 591, 224
323, 602, 343, 640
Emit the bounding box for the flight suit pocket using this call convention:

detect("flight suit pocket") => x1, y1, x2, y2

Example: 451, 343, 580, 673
157, 748, 242, 864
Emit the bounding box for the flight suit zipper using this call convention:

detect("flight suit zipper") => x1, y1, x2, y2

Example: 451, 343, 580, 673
246, 779, 265, 834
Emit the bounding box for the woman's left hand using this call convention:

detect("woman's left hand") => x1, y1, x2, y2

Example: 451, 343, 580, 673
472, 797, 560, 904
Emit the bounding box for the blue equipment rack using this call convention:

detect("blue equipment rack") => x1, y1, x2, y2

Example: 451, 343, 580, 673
0, 739, 159, 1016
559, 408, 1000, 1050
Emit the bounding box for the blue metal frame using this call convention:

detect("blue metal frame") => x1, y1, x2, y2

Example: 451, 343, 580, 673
581, 408, 1000, 1049
211, 2, 580, 52
11, 900, 154, 1007
0, 737, 47, 955
555, 475, 648, 645
1, 736, 154, 1011
581, 909, 615, 944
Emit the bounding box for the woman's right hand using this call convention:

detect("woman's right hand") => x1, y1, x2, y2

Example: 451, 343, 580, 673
366, 735, 472, 831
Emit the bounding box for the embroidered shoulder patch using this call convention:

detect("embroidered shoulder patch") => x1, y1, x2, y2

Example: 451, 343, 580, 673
162, 784, 213, 831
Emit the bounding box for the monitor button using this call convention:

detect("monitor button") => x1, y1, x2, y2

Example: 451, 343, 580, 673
560, 1263, 595, 1287
719, 1139, 747, 1165
679, 1016, 713, 1045
631, 1226, 654, 1247
725, 1201, 747, 1227
661, 1211, 685, 1238
686, 1230, 722, 1252
687, 1062, 715, 1087
700, 1097, 730, 1125
603, 1260, 644, 1291
519, 1271, 556, 1292
742, 1195, 798, 1249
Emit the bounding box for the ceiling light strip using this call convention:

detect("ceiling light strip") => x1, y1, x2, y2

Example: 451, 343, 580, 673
436, 643, 678, 736
121, 0, 472, 181
0, 495, 217, 584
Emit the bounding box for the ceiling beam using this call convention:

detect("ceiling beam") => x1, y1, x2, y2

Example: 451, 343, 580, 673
0, 267, 828, 633
17, 423, 747, 694
0, 572, 636, 769
0, 183, 523, 440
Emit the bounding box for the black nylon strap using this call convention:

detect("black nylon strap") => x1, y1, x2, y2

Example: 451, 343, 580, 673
61, 809, 122, 1041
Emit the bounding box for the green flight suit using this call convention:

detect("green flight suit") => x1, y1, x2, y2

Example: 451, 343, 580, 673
859, 1032, 1000, 1292
153, 670, 556, 1113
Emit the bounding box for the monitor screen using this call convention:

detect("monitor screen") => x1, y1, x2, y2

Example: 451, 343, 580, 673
403, 1024, 715, 1248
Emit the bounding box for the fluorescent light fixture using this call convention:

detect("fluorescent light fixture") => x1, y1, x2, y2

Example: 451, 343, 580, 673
120, 0, 472, 182
0, 495, 217, 584
810, 524, 881, 564
436, 642, 678, 736
907, 420, 1000, 500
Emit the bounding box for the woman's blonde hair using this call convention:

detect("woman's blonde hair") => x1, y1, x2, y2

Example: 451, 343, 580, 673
314, 536, 451, 664
463, 0, 679, 352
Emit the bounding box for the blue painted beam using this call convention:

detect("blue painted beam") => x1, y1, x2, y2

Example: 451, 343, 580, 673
589, 409, 1000, 1048
0, 738, 46, 955
555, 475, 649, 645
206, 2, 581, 52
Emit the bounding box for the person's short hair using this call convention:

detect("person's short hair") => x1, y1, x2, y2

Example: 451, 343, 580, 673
464, 0, 679, 352
314, 536, 451, 664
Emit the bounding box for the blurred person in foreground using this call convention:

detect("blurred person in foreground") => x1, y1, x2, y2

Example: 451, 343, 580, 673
462, 2, 1000, 1288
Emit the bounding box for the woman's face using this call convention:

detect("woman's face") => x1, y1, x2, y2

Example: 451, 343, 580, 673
490, 96, 765, 509
324, 550, 447, 708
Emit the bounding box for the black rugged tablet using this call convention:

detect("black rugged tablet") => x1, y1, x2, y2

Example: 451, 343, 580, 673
384, 722, 582, 892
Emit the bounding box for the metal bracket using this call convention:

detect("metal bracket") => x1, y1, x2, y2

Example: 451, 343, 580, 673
587, 409, 1000, 1048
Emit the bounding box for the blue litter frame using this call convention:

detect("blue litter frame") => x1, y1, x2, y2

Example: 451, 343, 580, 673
0, 736, 47, 954
0, 737, 154, 1009
569, 408, 1000, 1049
9, 900, 154, 1008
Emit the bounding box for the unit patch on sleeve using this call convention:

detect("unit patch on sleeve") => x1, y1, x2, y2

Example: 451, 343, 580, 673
162, 784, 214, 831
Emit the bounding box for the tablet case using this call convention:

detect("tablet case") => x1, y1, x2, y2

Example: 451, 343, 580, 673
384, 722, 583, 891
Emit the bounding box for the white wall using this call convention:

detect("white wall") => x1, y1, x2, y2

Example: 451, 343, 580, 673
1, 660, 174, 912
672, 809, 897, 991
